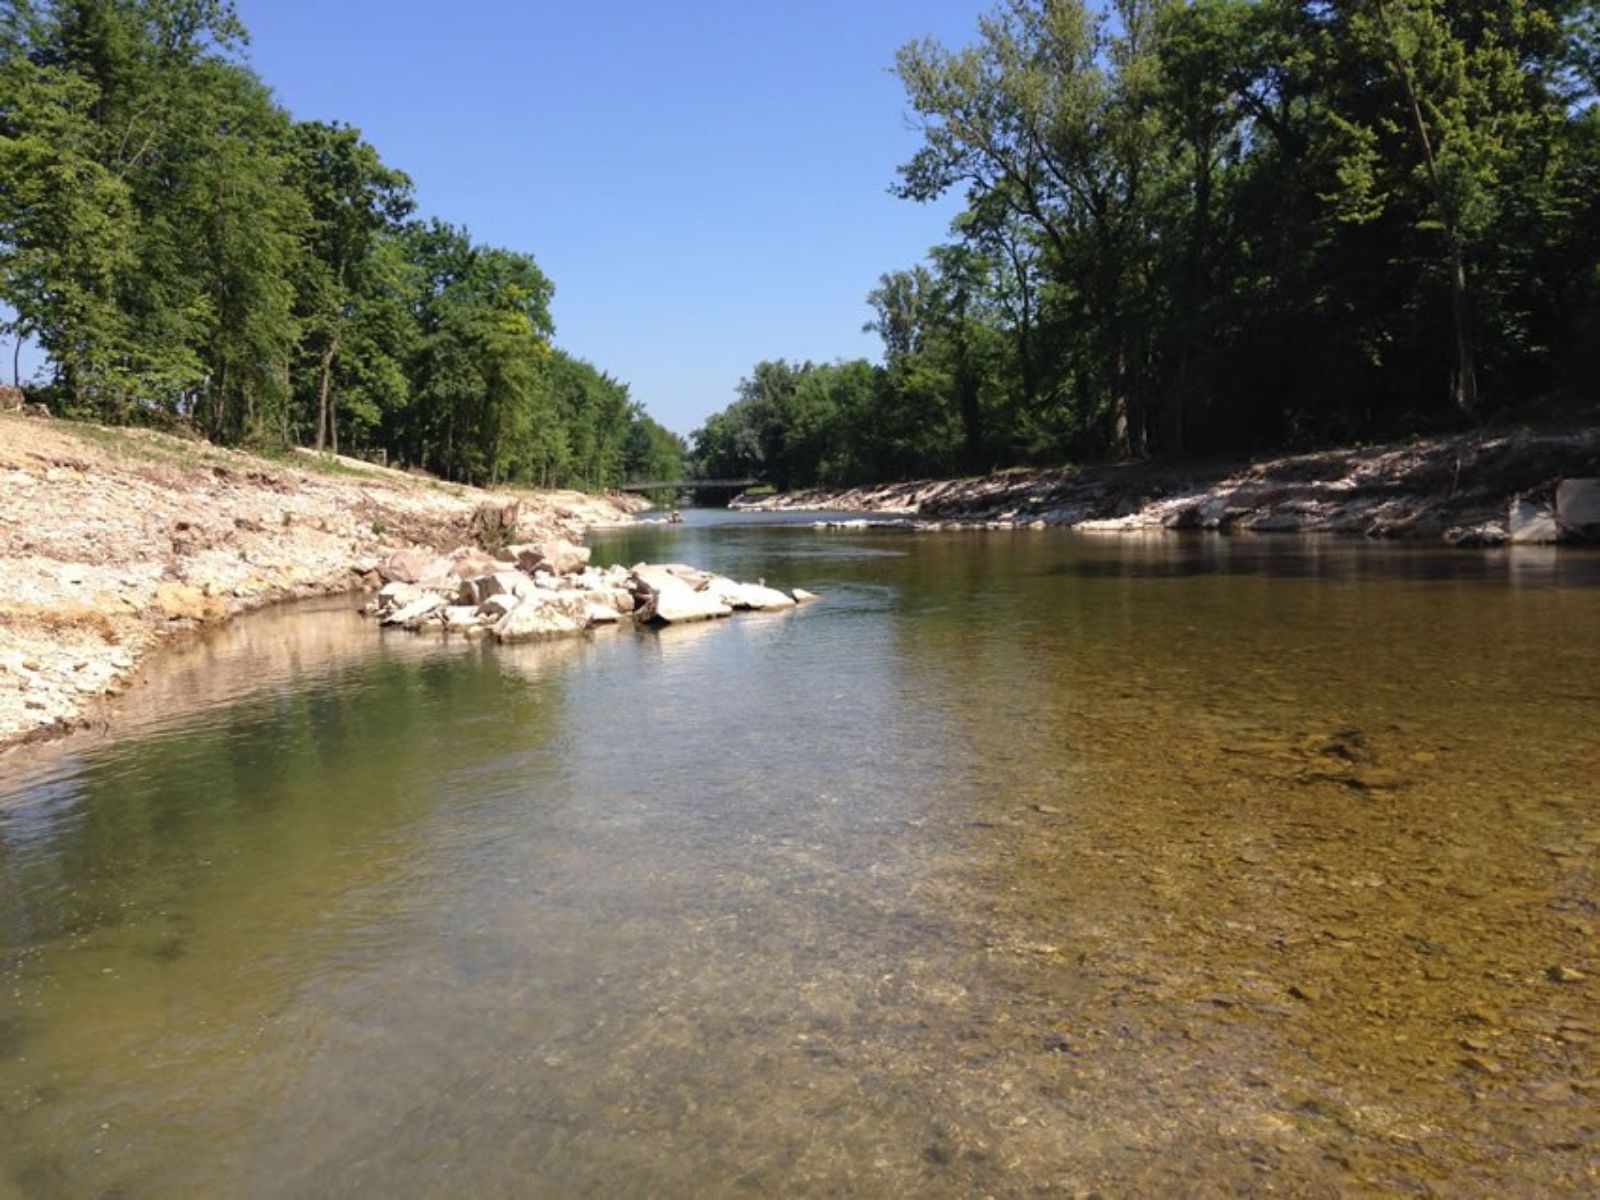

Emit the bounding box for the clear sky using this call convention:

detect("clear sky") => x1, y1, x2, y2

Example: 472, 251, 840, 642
235, 0, 987, 437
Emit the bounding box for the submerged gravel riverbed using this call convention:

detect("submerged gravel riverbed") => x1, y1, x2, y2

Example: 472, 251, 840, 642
1, 515, 1597, 1197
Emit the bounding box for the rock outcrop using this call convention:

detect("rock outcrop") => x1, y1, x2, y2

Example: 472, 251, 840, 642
364, 549, 818, 640
734, 430, 1600, 543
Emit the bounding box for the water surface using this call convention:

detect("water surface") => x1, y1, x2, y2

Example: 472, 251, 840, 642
2, 516, 1597, 1196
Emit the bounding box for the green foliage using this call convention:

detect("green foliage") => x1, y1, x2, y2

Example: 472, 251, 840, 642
0, 0, 674, 489
699, 0, 1600, 484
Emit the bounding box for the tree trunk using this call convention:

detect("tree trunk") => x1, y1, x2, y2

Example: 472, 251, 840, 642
1378, 1, 1477, 413
314, 338, 336, 451
1447, 242, 1477, 413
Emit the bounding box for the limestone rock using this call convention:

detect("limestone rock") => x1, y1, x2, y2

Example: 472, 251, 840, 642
155, 581, 225, 622
1444, 522, 1509, 548
380, 547, 434, 584
709, 578, 797, 611
443, 605, 484, 629
493, 593, 591, 641
1509, 498, 1560, 544
478, 593, 522, 620
416, 556, 459, 588
631, 565, 731, 624
378, 581, 423, 609
381, 591, 447, 627
446, 548, 501, 579
459, 570, 536, 606
513, 539, 591, 577
1556, 479, 1600, 537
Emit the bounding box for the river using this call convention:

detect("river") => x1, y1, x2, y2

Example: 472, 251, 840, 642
2, 513, 1597, 1197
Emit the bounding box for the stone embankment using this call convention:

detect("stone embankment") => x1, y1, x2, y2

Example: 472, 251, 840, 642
366, 539, 816, 637
735, 429, 1600, 545
0, 412, 646, 751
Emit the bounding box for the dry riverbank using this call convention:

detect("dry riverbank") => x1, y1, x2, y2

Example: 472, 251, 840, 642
734, 429, 1600, 543
0, 412, 644, 751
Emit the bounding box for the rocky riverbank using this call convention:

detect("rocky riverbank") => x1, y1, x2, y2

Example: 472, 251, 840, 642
734, 429, 1600, 544
365, 538, 816, 637
0, 413, 647, 752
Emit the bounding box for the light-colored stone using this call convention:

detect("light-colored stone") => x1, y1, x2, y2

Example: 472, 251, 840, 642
443, 605, 484, 629
1443, 522, 1509, 547
585, 602, 625, 624
416, 556, 458, 588
631, 565, 731, 624
459, 570, 536, 606
1556, 479, 1600, 535
380, 547, 434, 584
514, 539, 591, 577
381, 591, 447, 627
709, 578, 797, 611
446, 548, 501, 579
378, 581, 422, 609
493, 593, 591, 642
1509, 498, 1560, 544
155, 581, 225, 622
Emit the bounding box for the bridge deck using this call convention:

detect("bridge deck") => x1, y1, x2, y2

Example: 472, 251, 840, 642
619, 478, 756, 493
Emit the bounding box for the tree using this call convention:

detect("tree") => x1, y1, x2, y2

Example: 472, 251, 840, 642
287, 120, 414, 452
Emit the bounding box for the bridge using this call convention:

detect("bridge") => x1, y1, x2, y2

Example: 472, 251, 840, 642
618, 478, 759, 509
619, 478, 756, 495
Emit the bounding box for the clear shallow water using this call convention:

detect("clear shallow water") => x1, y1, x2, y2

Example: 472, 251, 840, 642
1, 515, 1598, 1197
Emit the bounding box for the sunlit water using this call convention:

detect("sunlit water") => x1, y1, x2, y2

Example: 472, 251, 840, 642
2, 513, 1597, 1197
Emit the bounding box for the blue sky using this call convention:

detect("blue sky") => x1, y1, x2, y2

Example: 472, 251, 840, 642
237, 0, 987, 437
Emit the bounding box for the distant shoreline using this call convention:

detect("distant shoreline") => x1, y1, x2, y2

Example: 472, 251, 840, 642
731, 430, 1600, 545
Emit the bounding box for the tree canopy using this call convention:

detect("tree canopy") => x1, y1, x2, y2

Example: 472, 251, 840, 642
0, 0, 684, 489
695, 0, 1600, 488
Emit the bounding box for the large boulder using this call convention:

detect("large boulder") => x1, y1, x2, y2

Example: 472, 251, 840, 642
446, 548, 502, 579
478, 593, 521, 619
1509, 498, 1560, 544
513, 539, 591, 577
631, 565, 731, 624
585, 602, 625, 624
1556, 479, 1600, 537
443, 605, 485, 630
380, 547, 435, 584
492, 593, 591, 642
381, 591, 448, 627
707, 577, 797, 611
378, 580, 423, 609
459, 570, 537, 607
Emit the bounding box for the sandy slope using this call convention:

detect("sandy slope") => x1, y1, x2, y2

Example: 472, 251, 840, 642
0, 413, 640, 750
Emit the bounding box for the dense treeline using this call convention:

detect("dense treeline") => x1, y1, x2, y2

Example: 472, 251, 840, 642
0, 0, 684, 489
695, 0, 1600, 489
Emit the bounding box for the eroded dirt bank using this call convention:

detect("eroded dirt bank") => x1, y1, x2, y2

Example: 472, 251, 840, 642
735, 429, 1600, 542
0, 413, 642, 750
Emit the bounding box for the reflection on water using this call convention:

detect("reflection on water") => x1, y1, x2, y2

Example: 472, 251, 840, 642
1, 522, 1597, 1197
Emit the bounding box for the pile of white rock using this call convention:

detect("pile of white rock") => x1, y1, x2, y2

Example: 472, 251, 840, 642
363, 539, 818, 642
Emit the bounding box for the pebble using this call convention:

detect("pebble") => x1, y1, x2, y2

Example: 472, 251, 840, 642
1547, 966, 1587, 984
